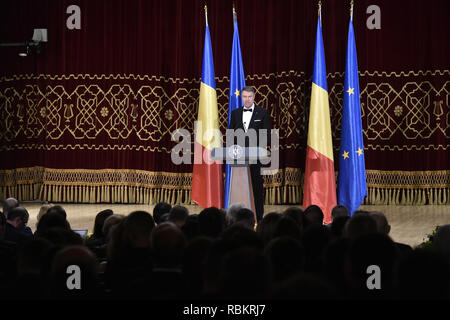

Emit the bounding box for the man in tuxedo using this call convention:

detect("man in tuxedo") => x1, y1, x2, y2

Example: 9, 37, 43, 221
228, 86, 271, 222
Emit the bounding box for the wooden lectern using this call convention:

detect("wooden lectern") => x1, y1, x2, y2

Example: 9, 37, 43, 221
211, 146, 269, 221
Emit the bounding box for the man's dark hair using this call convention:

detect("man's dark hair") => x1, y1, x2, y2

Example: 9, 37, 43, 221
241, 86, 256, 94
35, 212, 70, 236
124, 211, 155, 239
46, 205, 67, 219
331, 205, 349, 219
7, 207, 29, 222
169, 205, 189, 223
304, 205, 324, 226
344, 212, 378, 240
283, 207, 305, 230
153, 202, 172, 224
198, 207, 226, 239
92, 209, 113, 239
2, 198, 19, 217
234, 208, 256, 230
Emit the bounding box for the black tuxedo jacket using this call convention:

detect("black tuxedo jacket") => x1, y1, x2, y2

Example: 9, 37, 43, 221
228, 105, 271, 148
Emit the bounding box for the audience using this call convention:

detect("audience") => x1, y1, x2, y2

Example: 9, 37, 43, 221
0, 200, 447, 301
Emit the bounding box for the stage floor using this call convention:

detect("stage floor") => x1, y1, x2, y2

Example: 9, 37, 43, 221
20, 203, 450, 248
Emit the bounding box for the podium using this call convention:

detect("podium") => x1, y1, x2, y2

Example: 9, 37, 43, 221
211, 146, 270, 219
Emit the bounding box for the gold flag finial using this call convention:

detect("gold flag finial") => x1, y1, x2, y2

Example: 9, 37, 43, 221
318, 1, 322, 24
233, 2, 237, 22
350, 0, 354, 21
204, 3, 209, 26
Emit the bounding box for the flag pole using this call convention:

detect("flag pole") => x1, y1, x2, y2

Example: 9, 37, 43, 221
204, 3, 208, 27
350, 0, 354, 21
233, 2, 237, 23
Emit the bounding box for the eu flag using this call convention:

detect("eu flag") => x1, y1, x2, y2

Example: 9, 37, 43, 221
337, 18, 367, 216
224, 14, 246, 209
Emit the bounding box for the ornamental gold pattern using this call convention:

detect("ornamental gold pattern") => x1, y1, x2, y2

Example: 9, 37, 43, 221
0, 70, 449, 204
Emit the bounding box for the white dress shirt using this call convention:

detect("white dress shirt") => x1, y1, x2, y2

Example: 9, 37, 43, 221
242, 104, 254, 132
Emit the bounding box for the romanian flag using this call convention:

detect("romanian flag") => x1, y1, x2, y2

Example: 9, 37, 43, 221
337, 14, 367, 215
191, 14, 223, 209
303, 15, 337, 224
224, 9, 246, 209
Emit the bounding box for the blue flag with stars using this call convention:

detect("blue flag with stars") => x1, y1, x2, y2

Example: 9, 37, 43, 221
337, 18, 367, 216
224, 15, 246, 209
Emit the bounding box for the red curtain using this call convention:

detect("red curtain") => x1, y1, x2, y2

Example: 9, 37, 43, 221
0, 0, 449, 205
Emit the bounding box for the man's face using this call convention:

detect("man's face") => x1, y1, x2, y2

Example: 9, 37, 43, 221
241, 90, 255, 108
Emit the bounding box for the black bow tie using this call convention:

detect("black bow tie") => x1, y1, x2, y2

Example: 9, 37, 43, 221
243, 108, 253, 112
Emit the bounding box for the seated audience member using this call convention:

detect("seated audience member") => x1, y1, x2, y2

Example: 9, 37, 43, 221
345, 233, 398, 299
153, 202, 172, 225
330, 216, 350, 239
46, 205, 68, 220
283, 207, 305, 232
433, 224, 450, 262
217, 247, 271, 300
221, 224, 264, 252
395, 248, 450, 300
12, 237, 54, 299
182, 236, 214, 298
130, 221, 187, 299
301, 224, 332, 274
304, 205, 324, 227
168, 205, 189, 228
343, 211, 378, 240
331, 205, 349, 220
5, 207, 33, 247
234, 208, 256, 230
34, 212, 71, 237
49, 245, 102, 299
256, 212, 282, 247
369, 211, 412, 255
264, 236, 305, 283
104, 211, 155, 297
226, 202, 245, 226
198, 207, 227, 239
0, 212, 19, 294
89, 209, 114, 241
181, 214, 200, 243
85, 209, 114, 260
36, 204, 54, 228
273, 215, 302, 241
323, 237, 351, 296
102, 214, 125, 241
2, 197, 19, 219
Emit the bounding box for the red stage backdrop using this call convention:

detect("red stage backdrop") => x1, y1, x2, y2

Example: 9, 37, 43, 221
0, 0, 449, 206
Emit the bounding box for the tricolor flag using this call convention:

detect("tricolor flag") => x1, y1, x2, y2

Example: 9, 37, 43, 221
303, 12, 337, 224
192, 9, 223, 209
337, 10, 367, 215
224, 8, 246, 209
